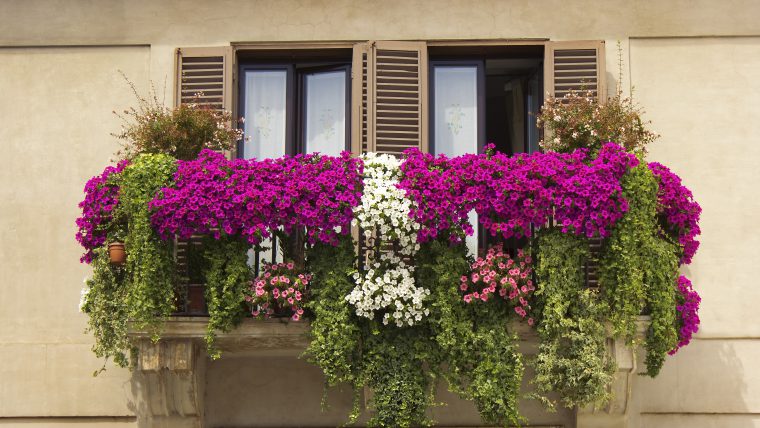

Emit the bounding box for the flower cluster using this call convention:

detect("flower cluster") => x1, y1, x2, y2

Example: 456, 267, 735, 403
537, 90, 659, 154
346, 153, 428, 327
398, 143, 638, 243
246, 261, 311, 321
648, 162, 702, 264
460, 245, 535, 324
114, 87, 242, 160
75, 160, 129, 263
669, 275, 701, 355
150, 149, 363, 246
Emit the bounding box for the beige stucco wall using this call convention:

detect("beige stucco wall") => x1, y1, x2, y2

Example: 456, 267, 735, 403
623, 36, 760, 428
1, 1, 760, 427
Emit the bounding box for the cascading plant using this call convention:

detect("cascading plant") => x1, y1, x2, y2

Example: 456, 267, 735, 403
346, 152, 428, 327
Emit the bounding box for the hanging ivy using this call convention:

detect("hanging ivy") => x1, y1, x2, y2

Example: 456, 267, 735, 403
201, 235, 252, 358
533, 229, 614, 409
304, 236, 363, 420
80, 247, 132, 371
420, 240, 524, 427
117, 154, 177, 338
642, 236, 679, 377
599, 161, 659, 342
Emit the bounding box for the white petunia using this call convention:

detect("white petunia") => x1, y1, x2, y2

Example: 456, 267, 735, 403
345, 153, 429, 326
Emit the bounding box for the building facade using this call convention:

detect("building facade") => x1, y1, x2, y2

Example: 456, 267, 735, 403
1, 1, 760, 427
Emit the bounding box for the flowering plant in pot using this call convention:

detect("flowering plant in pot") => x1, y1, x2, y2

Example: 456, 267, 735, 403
246, 261, 311, 321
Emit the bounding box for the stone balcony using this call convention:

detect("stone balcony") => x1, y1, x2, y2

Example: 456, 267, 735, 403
127, 317, 649, 428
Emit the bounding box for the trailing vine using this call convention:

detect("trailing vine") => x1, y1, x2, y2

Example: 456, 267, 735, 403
599, 161, 659, 342
642, 235, 679, 377
80, 247, 132, 370
533, 229, 614, 409
362, 326, 435, 428
419, 240, 524, 427
201, 235, 251, 358
303, 236, 363, 419
117, 154, 177, 338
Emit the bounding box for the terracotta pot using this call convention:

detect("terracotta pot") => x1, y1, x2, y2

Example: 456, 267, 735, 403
108, 242, 126, 265
186, 284, 207, 315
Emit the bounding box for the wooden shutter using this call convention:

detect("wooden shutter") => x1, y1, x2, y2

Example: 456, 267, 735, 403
544, 41, 606, 288
352, 41, 429, 155
544, 41, 606, 102
173, 47, 233, 314
175, 46, 233, 112
351, 42, 371, 155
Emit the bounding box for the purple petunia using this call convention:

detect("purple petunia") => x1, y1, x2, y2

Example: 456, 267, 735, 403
648, 162, 702, 265
149, 149, 363, 246
669, 275, 701, 354
75, 160, 129, 263
397, 142, 639, 243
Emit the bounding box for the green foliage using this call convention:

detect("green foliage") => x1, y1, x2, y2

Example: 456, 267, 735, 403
201, 236, 252, 358
304, 238, 526, 427
642, 236, 679, 377
304, 236, 362, 391
533, 229, 614, 409
598, 161, 680, 376
117, 154, 177, 338
418, 240, 524, 427
81, 247, 132, 370
599, 162, 659, 342
362, 326, 435, 428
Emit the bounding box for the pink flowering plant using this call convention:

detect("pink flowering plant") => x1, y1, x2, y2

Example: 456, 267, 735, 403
398, 142, 638, 243
460, 244, 536, 324
75, 160, 129, 263
648, 162, 702, 264
246, 261, 311, 321
149, 149, 363, 246
669, 275, 701, 355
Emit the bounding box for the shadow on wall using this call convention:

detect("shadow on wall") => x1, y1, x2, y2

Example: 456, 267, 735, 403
631, 338, 752, 428
202, 352, 573, 428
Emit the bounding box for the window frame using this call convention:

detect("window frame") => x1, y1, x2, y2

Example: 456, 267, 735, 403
428, 59, 487, 156
237, 53, 352, 159
237, 63, 296, 158
296, 64, 352, 155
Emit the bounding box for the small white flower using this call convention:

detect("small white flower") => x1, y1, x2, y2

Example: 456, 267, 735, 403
79, 277, 90, 313
345, 153, 428, 326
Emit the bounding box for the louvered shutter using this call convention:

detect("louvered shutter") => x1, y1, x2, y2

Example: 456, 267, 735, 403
544, 41, 606, 102
544, 41, 606, 289
175, 46, 233, 112
173, 47, 233, 315
352, 41, 429, 155
351, 43, 371, 155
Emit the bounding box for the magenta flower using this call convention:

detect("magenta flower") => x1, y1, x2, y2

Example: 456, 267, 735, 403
149, 149, 363, 246
648, 162, 702, 265
669, 275, 701, 354
75, 160, 129, 263
398, 143, 638, 242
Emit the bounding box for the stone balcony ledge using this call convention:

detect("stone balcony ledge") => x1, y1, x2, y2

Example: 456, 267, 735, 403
126, 316, 651, 428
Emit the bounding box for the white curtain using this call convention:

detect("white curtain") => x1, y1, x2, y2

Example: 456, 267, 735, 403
242, 70, 288, 269
243, 70, 287, 160
433, 66, 479, 257
304, 70, 347, 156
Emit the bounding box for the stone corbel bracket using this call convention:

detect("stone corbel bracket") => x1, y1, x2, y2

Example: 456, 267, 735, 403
133, 337, 205, 428
577, 316, 650, 428
128, 318, 310, 427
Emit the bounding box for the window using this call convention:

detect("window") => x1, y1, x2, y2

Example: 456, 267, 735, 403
237, 51, 351, 159
429, 49, 545, 256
